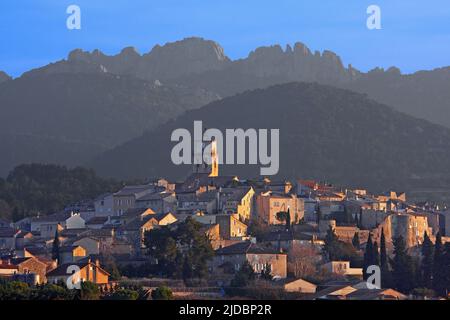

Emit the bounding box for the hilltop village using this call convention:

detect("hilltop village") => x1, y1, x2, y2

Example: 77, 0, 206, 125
0, 151, 449, 300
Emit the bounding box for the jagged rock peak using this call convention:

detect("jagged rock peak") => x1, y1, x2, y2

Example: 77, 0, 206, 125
119, 46, 141, 57
293, 42, 311, 56
148, 37, 229, 63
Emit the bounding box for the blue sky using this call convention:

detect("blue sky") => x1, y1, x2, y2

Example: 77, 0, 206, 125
1, 0, 450, 77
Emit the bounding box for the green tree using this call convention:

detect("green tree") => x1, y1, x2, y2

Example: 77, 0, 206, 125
276, 211, 287, 223
443, 243, 450, 295
432, 232, 447, 296
247, 216, 269, 241
0, 164, 121, 218
352, 232, 360, 250
32, 283, 75, 300
230, 261, 255, 287
373, 241, 380, 266
51, 229, 60, 264
80, 281, 100, 300
379, 228, 392, 288
316, 205, 322, 224
285, 208, 291, 230
420, 231, 434, 289
260, 263, 273, 280
145, 227, 178, 276
0, 281, 31, 300
102, 254, 121, 281
151, 286, 173, 300
391, 236, 416, 294
106, 288, 139, 300
323, 226, 358, 261
363, 233, 375, 280
144, 217, 214, 279
343, 205, 352, 224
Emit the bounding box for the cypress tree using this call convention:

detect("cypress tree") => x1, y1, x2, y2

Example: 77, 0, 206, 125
420, 231, 434, 289
51, 229, 60, 264
343, 205, 352, 224
363, 233, 374, 280
324, 226, 340, 261
352, 232, 360, 250
380, 229, 387, 267
391, 236, 416, 294
316, 205, 322, 224
444, 243, 450, 295
379, 228, 392, 288
373, 241, 380, 266
354, 212, 360, 228
432, 232, 446, 296
285, 208, 291, 230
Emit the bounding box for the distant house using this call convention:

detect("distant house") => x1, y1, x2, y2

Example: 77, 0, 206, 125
176, 173, 237, 195
94, 193, 114, 216
73, 237, 100, 256
46, 260, 109, 287
31, 212, 85, 238
59, 245, 87, 264
113, 184, 157, 216
0, 219, 11, 228
117, 212, 176, 252
177, 191, 217, 215
255, 192, 304, 225
120, 208, 155, 225
135, 191, 177, 213
14, 231, 34, 250
0, 259, 18, 277
86, 216, 109, 229
259, 230, 316, 252
278, 278, 317, 293
39, 223, 64, 240
155, 212, 177, 226
0, 228, 20, 250
218, 187, 255, 221
322, 261, 363, 277
215, 214, 248, 240
10, 257, 48, 284
212, 241, 287, 279
311, 282, 406, 300
117, 216, 158, 252
0, 256, 48, 284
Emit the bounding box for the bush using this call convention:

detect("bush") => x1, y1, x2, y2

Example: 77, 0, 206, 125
0, 281, 31, 300
33, 283, 75, 300
105, 288, 139, 300
80, 281, 100, 300
151, 286, 173, 300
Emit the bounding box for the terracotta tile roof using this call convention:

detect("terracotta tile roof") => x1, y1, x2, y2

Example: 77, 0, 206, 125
215, 241, 285, 255
46, 262, 110, 277
86, 216, 109, 225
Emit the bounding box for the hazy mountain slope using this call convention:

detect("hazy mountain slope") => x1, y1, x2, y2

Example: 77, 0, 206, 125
0, 71, 11, 84
26, 37, 231, 81
0, 71, 218, 176
38, 37, 450, 128
89, 82, 450, 194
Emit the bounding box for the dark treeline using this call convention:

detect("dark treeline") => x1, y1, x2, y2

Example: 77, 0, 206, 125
0, 163, 124, 221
